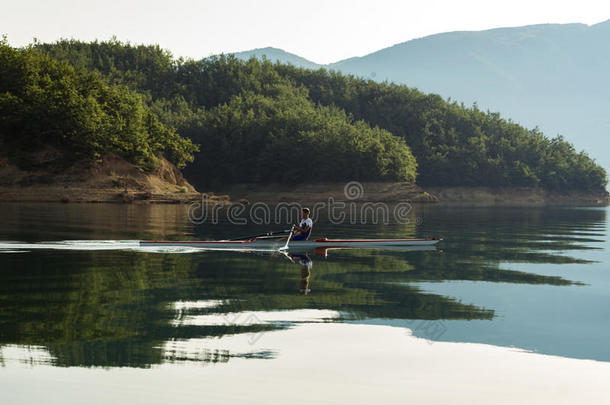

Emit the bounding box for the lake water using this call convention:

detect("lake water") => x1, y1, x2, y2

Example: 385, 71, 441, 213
0, 203, 609, 404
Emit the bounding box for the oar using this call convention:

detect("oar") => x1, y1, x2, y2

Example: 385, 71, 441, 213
279, 226, 294, 251
278, 250, 295, 262
229, 229, 290, 241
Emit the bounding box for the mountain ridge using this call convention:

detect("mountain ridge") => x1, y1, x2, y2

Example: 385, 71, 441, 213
231, 46, 320, 69
229, 20, 610, 176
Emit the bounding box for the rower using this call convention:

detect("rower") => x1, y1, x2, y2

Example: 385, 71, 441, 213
290, 208, 313, 241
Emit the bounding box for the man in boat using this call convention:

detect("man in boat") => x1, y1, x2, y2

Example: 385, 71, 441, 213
278, 207, 313, 242
291, 207, 313, 240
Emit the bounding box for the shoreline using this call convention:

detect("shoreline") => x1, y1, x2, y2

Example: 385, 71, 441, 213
426, 186, 610, 206
219, 183, 610, 207
0, 186, 229, 205
0, 182, 608, 206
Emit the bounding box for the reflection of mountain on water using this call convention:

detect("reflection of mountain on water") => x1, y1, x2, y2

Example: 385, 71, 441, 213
0, 206, 605, 368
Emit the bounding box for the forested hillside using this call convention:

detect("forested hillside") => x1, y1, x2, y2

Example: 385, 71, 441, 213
0, 39, 196, 172
274, 65, 607, 189
235, 21, 610, 179
1, 38, 606, 191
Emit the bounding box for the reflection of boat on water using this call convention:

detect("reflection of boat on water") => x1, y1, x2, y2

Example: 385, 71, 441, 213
302, 244, 438, 257
140, 237, 441, 250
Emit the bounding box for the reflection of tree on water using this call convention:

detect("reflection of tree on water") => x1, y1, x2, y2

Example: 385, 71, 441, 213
0, 249, 582, 368
0, 207, 604, 368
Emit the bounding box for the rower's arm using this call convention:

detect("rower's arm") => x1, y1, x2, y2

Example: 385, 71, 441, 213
299, 224, 311, 234
292, 224, 310, 234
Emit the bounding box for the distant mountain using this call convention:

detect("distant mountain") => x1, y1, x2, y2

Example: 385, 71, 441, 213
230, 21, 610, 175
232, 47, 320, 70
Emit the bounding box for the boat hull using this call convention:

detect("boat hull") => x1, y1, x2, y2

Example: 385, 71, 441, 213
139, 238, 441, 249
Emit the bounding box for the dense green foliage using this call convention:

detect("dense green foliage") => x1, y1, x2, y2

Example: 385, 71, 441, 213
0, 39, 196, 170
33, 40, 419, 187
272, 66, 608, 190
5, 38, 606, 190
183, 85, 417, 184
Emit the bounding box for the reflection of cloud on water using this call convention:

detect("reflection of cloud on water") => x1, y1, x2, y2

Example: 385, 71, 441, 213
0, 344, 56, 366
171, 309, 340, 327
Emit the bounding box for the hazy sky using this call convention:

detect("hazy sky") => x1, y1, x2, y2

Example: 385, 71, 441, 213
2, 0, 610, 64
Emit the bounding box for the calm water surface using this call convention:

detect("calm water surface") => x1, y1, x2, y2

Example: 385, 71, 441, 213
0, 203, 608, 404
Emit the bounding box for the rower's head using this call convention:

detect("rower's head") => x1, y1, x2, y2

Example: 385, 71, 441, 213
302, 207, 310, 219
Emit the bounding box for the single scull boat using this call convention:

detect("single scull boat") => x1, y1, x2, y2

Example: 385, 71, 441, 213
139, 237, 441, 250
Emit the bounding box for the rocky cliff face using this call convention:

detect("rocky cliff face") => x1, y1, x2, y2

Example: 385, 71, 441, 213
0, 153, 199, 202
